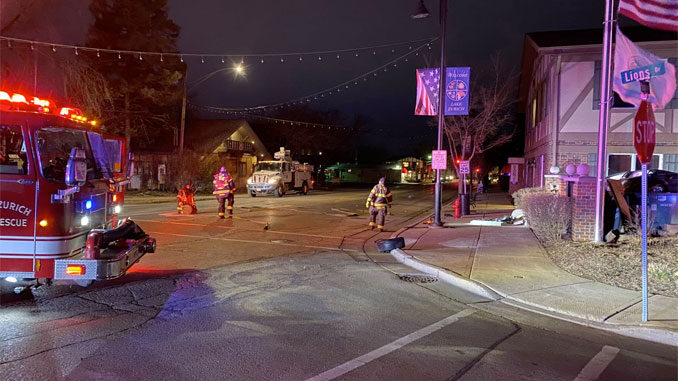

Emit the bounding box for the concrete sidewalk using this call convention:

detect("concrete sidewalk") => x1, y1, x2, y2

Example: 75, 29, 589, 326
390, 190, 678, 345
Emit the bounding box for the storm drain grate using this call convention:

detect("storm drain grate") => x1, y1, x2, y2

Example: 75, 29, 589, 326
396, 273, 438, 283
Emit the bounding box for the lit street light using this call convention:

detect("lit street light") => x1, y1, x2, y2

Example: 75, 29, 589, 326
412, 0, 447, 226
179, 62, 247, 153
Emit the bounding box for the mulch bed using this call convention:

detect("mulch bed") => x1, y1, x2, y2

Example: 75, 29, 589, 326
543, 234, 678, 297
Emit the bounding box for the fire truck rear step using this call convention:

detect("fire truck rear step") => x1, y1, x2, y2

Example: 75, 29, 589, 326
53, 236, 155, 281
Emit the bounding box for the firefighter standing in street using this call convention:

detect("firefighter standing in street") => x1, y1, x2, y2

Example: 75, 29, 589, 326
176, 184, 198, 214
213, 167, 236, 218
366, 177, 392, 232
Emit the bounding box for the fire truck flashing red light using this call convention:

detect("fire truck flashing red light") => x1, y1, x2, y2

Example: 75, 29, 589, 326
0, 91, 10, 101
31, 97, 51, 107
112, 194, 118, 203
60, 107, 83, 116
11, 93, 27, 103
66, 265, 85, 276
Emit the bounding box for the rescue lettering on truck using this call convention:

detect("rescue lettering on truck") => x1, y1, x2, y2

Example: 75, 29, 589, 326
0, 89, 155, 291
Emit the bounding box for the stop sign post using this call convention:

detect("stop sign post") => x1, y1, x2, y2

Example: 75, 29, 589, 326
634, 93, 655, 323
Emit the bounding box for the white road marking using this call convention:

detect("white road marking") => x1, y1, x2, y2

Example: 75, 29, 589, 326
136, 219, 345, 239
573, 345, 620, 381
148, 231, 358, 252
306, 309, 475, 381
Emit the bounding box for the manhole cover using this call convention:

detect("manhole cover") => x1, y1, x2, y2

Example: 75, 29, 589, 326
396, 273, 438, 283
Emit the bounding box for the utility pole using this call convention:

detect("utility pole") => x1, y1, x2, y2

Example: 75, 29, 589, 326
593, 0, 615, 242
411, 0, 447, 226
432, 0, 447, 226
179, 73, 187, 155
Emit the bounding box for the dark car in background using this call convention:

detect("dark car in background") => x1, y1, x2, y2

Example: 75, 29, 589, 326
605, 170, 678, 237
618, 169, 678, 193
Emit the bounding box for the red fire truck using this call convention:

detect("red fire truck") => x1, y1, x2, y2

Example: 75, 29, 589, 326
0, 90, 155, 292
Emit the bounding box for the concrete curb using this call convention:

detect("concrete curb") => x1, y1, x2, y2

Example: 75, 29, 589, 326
390, 249, 501, 302
389, 248, 678, 346
500, 297, 678, 347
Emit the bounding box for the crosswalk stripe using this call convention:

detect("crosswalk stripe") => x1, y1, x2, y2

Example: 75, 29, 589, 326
573, 345, 620, 381
306, 309, 475, 381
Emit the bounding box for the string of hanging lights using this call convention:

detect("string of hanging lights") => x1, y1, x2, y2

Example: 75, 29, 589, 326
0, 35, 436, 64
189, 37, 437, 114
185, 108, 350, 130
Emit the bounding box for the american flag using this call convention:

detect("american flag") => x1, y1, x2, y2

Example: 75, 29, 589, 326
415, 68, 440, 116
618, 0, 678, 32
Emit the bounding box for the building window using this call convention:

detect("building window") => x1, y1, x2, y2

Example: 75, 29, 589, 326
608, 154, 632, 175
635, 155, 660, 170
607, 153, 663, 175
587, 153, 597, 178
664, 154, 678, 172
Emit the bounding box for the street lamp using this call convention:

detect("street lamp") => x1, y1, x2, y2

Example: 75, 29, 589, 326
189, 63, 246, 91
179, 62, 247, 153
412, 0, 447, 227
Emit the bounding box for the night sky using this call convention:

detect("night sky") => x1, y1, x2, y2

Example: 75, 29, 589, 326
3, 0, 606, 157
173, 0, 604, 157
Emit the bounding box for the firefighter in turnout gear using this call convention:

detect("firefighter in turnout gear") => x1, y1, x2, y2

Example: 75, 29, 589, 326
213, 167, 236, 218
176, 184, 197, 214
366, 177, 392, 232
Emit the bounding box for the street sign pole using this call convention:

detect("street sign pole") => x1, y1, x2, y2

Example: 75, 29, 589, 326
432, 0, 448, 227
594, 0, 615, 243
641, 163, 648, 322
633, 81, 655, 323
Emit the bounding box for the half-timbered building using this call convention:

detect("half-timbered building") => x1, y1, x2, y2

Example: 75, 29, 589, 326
519, 27, 678, 189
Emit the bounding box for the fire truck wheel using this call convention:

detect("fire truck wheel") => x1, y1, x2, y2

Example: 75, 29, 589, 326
275, 185, 284, 197
302, 182, 308, 195
75, 279, 94, 288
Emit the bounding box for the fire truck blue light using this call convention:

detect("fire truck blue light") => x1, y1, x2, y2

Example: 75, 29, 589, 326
85, 200, 92, 210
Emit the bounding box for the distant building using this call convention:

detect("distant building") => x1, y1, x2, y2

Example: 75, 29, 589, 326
396, 157, 427, 183
324, 163, 400, 184
519, 27, 678, 189
185, 119, 271, 189
129, 119, 270, 190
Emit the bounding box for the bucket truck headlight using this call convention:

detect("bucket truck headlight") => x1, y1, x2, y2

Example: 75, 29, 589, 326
247, 177, 253, 184
268, 177, 279, 184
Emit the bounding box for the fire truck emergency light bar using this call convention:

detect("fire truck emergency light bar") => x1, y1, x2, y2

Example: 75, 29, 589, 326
0, 90, 98, 126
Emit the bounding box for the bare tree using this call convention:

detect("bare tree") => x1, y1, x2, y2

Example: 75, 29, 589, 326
60, 56, 115, 118
442, 57, 516, 192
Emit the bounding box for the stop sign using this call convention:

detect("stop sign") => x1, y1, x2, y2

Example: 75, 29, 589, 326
633, 99, 656, 164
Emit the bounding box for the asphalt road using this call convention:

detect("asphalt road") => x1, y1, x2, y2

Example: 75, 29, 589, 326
0, 185, 675, 380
